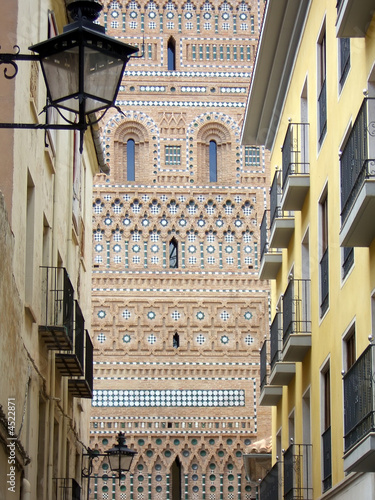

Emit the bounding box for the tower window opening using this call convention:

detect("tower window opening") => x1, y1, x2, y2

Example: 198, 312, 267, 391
127, 138, 135, 181
168, 37, 176, 70
209, 140, 217, 182
173, 332, 180, 348
169, 237, 178, 268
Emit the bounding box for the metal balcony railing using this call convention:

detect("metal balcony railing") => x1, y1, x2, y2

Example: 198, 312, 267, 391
260, 340, 268, 391
340, 98, 375, 225
336, 0, 344, 14
322, 426, 332, 493
282, 123, 309, 189
282, 279, 311, 346
53, 478, 81, 500
270, 313, 282, 371
270, 172, 282, 228
283, 444, 313, 500
74, 301, 85, 370
40, 266, 74, 350
260, 211, 268, 261
318, 80, 327, 146
68, 330, 94, 399
344, 344, 375, 453
85, 330, 94, 395
55, 300, 85, 377
259, 461, 280, 500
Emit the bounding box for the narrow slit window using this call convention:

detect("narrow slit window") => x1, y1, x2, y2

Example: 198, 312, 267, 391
173, 332, 180, 348
168, 37, 176, 70
209, 140, 217, 182
169, 237, 178, 268
127, 139, 135, 181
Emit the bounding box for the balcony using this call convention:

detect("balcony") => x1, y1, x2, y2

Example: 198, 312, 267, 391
336, 0, 375, 37
282, 279, 311, 362
259, 461, 280, 500
53, 478, 81, 500
55, 301, 84, 377
281, 123, 310, 212
259, 210, 282, 280
269, 313, 296, 386
39, 266, 74, 350
340, 98, 375, 247
343, 343, 375, 473
283, 444, 313, 500
269, 172, 294, 249
259, 340, 283, 406
68, 330, 94, 399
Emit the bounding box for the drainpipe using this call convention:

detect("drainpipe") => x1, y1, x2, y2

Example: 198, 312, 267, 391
47, 352, 56, 500
21, 478, 31, 500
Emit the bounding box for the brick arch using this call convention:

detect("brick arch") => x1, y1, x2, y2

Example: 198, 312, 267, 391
102, 109, 160, 183
111, 120, 151, 184
196, 121, 232, 184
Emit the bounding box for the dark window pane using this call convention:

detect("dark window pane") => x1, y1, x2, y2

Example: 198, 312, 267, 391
209, 140, 217, 182
127, 139, 135, 181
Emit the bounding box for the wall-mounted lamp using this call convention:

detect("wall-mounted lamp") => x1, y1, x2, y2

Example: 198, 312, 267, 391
0, 0, 138, 152
82, 432, 137, 498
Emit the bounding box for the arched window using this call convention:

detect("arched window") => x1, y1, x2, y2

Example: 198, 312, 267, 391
127, 139, 135, 181
169, 237, 178, 268
209, 140, 217, 182
171, 456, 182, 498
168, 37, 176, 71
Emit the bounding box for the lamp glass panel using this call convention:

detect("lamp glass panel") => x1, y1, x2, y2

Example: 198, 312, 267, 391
42, 48, 80, 111
83, 47, 125, 113
109, 453, 133, 472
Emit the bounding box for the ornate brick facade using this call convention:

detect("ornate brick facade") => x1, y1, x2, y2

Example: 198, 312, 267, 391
90, 1, 269, 498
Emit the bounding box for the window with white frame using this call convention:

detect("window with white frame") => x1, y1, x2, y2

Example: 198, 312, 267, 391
165, 145, 181, 165
245, 146, 260, 166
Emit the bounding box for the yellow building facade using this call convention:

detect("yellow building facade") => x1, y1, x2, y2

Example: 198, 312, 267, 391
0, 1, 103, 498
242, 0, 375, 498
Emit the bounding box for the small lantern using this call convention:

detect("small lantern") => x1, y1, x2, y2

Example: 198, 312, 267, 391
29, 1, 138, 118
107, 432, 137, 480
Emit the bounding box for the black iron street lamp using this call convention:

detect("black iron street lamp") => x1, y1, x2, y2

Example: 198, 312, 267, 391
82, 432, 137, 498
106, 432, 137, 478
0, 0, 138, 151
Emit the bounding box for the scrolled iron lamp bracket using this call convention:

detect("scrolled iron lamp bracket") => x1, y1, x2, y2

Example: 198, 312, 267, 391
0, 0, 140, 152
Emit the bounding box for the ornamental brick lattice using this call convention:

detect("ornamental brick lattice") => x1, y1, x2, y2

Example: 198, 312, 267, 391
90, 1, 270, 498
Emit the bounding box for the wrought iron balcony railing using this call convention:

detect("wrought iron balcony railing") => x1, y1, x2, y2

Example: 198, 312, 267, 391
340, 98, 375, 226
259, 461, 280, 500
68, 330, 94, 399
260, 210, 269, 262
260, 340, 268, 391
283, 444, 313, 500
55, 300, 85, 377
53, 478, 81, 500
39, 266, 74, 350
270, 171, 282, 229
322, 426, 332, 493
336, 0, 344, 14
270, 312, 282, 371
282, 279, 311, 346
282, 123, 309, 188
344, 343, 375, 453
